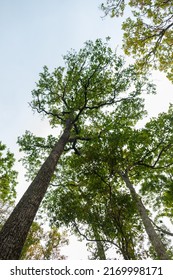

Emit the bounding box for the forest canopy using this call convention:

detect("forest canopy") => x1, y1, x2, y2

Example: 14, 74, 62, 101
101, 0, 173, 81
0, 1, 172, 258
16, 39, 173, 260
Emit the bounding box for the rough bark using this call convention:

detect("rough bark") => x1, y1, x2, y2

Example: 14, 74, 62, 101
120, 172, 170, 260
0, 119, 72, 260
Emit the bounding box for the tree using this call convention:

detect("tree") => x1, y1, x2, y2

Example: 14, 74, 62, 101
88, 105, 173, 258
136, 105, 173, 223
0, 142, 17, 231
21, 97, 155, 259
20, 221, 68, 260
0, 202, 67, 259
45, 103, 173, 259
101, 0, 173, 81
0, 39, 151, 259
45, 178, 147, 259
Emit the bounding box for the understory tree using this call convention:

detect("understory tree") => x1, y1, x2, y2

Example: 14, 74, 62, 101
20, 221, 68, 260
0, 39, 152, 259
101, 0, 173, 81
0, 142, 17, 230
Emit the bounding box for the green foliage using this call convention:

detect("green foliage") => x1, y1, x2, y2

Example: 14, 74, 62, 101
18, 131, 56, 180
20, 221, 68, 260
101, 0, 173, 81
30, 38, 155, 128
45, 177, 147, 259
101, 0, 125, 17
18, 39, 161, 259
44, 102, 173, 258
18, 38, 154, 181
0, 142, 17, 203
41, 100, 148, 259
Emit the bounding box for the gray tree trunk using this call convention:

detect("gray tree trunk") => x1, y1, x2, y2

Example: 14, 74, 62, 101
120, 172, 170, 260
0, 119, 72, 260
92, 226, 106, 260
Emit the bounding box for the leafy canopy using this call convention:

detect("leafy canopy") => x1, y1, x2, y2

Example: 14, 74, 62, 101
18, 39, 157, 259
101, 0, 173, 81
41, 99, 150, 259
18, 38, 154, 180
44, 103, 173, 259
31, 38, 135, 127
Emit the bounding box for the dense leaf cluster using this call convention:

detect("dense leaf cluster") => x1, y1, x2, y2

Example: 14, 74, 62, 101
101, 0, 173, 81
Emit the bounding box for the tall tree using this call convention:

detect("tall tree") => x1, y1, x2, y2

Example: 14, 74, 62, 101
83, 106, 173, 259
20, 98, 153, 259
0, 39, 150, 259
119, 171, 169, 259
45, 104, 173, 259
20, 221, 68, 260
101, 0, 173, 81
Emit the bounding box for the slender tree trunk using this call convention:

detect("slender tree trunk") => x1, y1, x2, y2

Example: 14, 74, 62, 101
92, 226, 106, 260
0, 119, 72, 260
119, 172, 170, 260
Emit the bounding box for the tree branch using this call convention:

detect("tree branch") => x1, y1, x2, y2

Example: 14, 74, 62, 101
134, 143, 173, 169
150, 218, 173, 237
30, 94, 65, 122
68, 136, 91, 142
73, 221, 120, 250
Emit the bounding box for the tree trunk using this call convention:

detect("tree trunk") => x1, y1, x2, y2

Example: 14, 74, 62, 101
120, 172, 170, 260
0, 119, 72, 260
92, 226, 106, 260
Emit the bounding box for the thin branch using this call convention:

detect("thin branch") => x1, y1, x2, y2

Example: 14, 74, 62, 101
153, 143, 172, 167
73, 221, 120, 250
85, 96, 132, 110
68, 136, 91, 142
30, 94, 65, 121
73, 123, 80, 135
93, 170, 111, 188
141, 21, 173, 64
72, 139, 81, 155
72, 63, 105, 124
134, 143, 173, 169
134, 161, 173, 169
101, 0, 124, 17
62, 59, 87, 110
38, 107, 64, 121
140, 140, 164, 163
150, 218, 173, 237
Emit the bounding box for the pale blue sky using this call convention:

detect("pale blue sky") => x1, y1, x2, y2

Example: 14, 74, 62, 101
0, 0, 123, 149
0, 0, 173, 259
